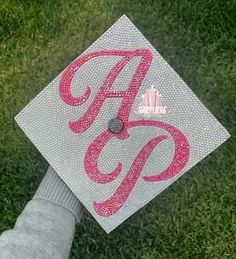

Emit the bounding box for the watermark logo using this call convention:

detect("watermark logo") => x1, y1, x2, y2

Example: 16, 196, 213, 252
135, 85, 170, 117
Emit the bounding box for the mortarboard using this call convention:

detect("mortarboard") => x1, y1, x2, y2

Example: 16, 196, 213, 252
15, 15, 230, 233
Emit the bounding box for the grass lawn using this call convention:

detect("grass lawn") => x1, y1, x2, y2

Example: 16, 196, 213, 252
0, 0, 235, 258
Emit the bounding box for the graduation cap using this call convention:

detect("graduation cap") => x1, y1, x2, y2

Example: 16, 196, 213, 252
15, 15, 230, 233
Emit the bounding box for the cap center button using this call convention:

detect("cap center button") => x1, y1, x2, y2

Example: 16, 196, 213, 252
108, 117, 124, 134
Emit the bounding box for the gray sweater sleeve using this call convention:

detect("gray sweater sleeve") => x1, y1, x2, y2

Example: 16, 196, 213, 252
0, 166, 83, 259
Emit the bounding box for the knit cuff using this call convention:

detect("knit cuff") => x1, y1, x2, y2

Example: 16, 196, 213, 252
33, 166, 83, 223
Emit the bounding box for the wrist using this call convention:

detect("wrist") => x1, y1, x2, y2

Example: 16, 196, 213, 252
33, 166, 83, 223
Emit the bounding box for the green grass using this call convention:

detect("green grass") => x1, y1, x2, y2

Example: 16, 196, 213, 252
0, 0, 236, 258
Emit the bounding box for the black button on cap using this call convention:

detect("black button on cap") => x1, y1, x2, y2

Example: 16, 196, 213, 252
108, 117, 124, 134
